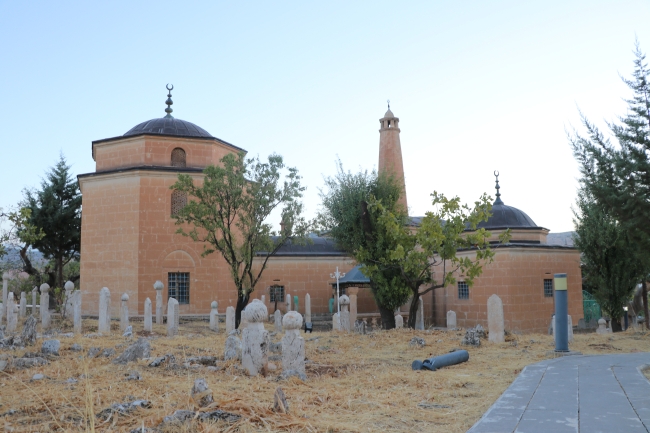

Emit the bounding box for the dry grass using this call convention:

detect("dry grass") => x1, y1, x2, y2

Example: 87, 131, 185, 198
1, 319, 650, 432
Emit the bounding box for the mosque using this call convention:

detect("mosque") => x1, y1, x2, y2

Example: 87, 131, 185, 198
77, 88, 583, 333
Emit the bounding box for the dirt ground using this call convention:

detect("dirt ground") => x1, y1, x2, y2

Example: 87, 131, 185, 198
1, 318, 649, 433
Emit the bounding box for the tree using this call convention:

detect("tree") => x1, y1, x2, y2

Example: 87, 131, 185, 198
573, 189, 645, 331
317, 163, 410, 328
22, 155, 82, 295
171, 152, 309, 328
318, 162, 503, 328
361, 192, 502, 328
570, 43, 650, 327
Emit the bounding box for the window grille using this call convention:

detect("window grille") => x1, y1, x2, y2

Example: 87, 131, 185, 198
171, 190, 187, 216
458, 281, 469, 300
171, 147, 186, 167
544, 279, 553, 297
168, 272, 190, 304
269, 285, 285, 303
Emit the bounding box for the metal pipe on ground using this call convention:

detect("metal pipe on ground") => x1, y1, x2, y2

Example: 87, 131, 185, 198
411, 350, 469, 371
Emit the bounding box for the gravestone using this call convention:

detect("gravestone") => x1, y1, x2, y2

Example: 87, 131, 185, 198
64, 281, 74, 318
167, 298, 179, 337
0, 301, 3, 325
332, 312, 341, 331
144, 298, 152, 332
120, 293, 129, 331
285, 294, 292, 313
596, 318, 610, 334
154, 280, 164, 325
261, 295, 265, 305
487, 294, 505, 343
241, 300, 270, 376
98, 287, 111, 334
415, 296, 424, 330
31, 287, 38, 317
339, 295, 350, 332
577, 318, 586, 329
304, 293, 311, 323
395, 314, 404, 329
224, 334, 242, 361
6, 293, 17, 333
209, 301, 219, 332
19, 292, 27, 318
447, 310, 457, 329
274, 309, 282, 333
226, 306, 235, 333
281, 311, 305, 376
348, 287, 358, 327
40, 283, 51, 330
73, 290, 82, 334
2, 273, 8, 323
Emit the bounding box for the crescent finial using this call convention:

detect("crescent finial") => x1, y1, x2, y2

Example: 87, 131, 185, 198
166, 83, 174, 92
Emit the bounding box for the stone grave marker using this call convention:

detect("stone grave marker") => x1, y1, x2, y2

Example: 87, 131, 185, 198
167, 298, 179, 337
64, 281, 74, 318
241, 300, 269, 376
98, 287, 111, 334
447, 310, 457, 329
282, 311, 305, 377
348, 287, 358, 327
6, 292, 17, 333
339, 295, 350, 332
285, 294, 292, 313
487, 294, 505, 343
144, 297, 152, 332
332, 312, 341, 331
154, 280, 164, 325
304, 293, 311, 323
395, 313, 404, 329
274, 309, 282, 333
19, 292, 27, 318
226, 306, 235, 333
40, 283, 51, 330
209, 301, 219, 332
31, 287, 38, 317
120, 293, 129, 331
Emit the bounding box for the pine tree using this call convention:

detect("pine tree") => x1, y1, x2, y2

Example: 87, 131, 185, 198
571, 42, 650, 327
22, 155, 82, 293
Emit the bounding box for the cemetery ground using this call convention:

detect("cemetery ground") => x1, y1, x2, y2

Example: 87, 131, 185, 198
1, 319, 649, 433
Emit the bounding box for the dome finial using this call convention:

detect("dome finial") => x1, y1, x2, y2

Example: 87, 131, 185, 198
387, 99, 390, 110
165, 84, 174, 118
493, 170, 503, 205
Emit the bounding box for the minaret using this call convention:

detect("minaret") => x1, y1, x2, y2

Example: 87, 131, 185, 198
378, 102, 408, 212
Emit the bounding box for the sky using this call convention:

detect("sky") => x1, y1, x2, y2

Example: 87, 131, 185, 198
1, 1, 649, 233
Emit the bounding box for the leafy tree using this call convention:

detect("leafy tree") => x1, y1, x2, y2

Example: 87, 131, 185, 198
361, 192, 502, 328
318, 163, 409, 328
171, 152, 309, 328
573, 189, 645, 331
570, 43, 650, 327
21, 155, 81, 296
0, 207, 43, 263
318, 162, 502, 328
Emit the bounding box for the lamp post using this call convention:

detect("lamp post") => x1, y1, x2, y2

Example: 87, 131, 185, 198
554, 273, 569, 352
330, 267, 346, 316
623, 306, 629, 331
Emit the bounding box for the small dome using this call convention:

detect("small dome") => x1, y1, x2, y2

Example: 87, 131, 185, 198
384, 108, 395, 118
477, 203, 538, 230
123, 117, 214, 139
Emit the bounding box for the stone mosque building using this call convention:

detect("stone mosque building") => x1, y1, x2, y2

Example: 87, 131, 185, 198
78, 89, 582, 333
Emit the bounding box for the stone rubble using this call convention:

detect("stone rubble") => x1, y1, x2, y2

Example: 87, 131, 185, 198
190, 378, 213, 408
113, 338, 151, 364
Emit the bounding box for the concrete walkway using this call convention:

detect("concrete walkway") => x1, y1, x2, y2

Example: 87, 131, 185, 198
468, 352, 650, 433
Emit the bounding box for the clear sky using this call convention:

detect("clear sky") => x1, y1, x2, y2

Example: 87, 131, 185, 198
1, 1, 649, 233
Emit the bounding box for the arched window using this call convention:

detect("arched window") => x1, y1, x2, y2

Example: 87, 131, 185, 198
171, 147, 186, 167
171, 190, 187, 216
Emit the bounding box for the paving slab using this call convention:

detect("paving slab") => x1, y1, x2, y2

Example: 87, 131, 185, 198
468, 352, 650, 433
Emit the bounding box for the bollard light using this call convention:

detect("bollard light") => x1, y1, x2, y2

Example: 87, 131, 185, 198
624, 306, 629, 331
554, 273, 569, 352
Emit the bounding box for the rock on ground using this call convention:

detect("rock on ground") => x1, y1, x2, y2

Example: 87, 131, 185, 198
21, 316, 37, 346
409, 337, 426, 347
190, 378, 213, 408
462, 327, 482, 347
41, 339, 60, 356
281, 369, 307, 381
113, 338, 151, 364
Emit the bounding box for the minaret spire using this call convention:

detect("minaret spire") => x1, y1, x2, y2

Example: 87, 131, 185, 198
164, 84, 174, 118
493, 170, 503, 205
378, 103, 408, 212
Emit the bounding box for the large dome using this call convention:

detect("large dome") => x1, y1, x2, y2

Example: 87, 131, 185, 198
477, 203, 538, 230
123, 117, 214, 139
